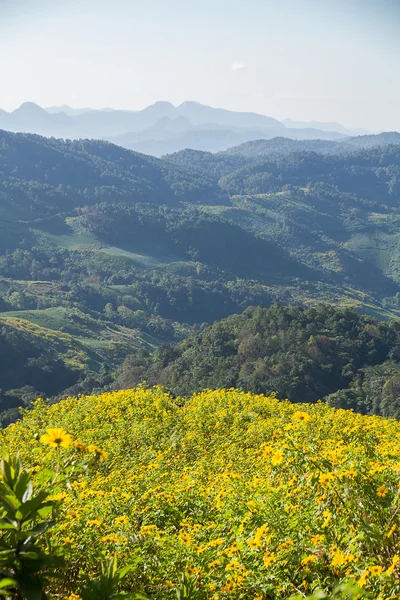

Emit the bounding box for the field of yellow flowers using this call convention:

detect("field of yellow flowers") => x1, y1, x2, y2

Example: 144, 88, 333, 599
1, 387, 400, 599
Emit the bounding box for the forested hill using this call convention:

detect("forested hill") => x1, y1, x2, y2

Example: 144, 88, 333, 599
0, 130, 224, 219
116, 304, 400, 418
1, 130, 400, 422
218, 145, 400, 198
165, 131, 400, 169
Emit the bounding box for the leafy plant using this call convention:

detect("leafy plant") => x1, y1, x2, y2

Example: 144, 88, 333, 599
80, 556, 146, 600
174, 573, 203, 600
0, 454, 62, 599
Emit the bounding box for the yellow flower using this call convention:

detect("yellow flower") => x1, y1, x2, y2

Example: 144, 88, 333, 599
358, 570, 369, 588
139, 525, 158, 536
249, 524, 268, 548
302, 555, 318, 565
209, 559, 221, 568
386, 524, 397, 538
330, 550, 355, 568
369, 565, 383, 576
67, 510, 80, 520
87, 519, 102, 526
178, 531, 193, 545
115, 516, 129, 525
49, 491, 68, 501
101, 534, 121, 543
87, 445, 108, 460
310, 534, 325, 546
271, 450, 284, 466
292, 411, 312, 423
225, 559, 240, 571
385, 554, 399, 576
63, 536, 75, 544
74, 441, 86, 452
377, 485, 388, 498
321, 510, 331, 529
67, 595, 81, 600
40, 428, 73, 448
263, 551, 277, 568
319, 472, 335, 485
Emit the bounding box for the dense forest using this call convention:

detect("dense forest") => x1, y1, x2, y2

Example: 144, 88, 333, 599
1, 129, 400, 422
116, 304, 400, 418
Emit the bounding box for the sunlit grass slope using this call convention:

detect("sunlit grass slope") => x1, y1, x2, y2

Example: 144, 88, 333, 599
2, 388, 400, 598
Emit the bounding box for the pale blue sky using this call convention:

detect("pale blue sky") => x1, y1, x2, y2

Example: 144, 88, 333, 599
1, 0, 399, 131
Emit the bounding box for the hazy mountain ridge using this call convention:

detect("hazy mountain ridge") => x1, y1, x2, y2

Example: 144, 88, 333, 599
282, 117, 369, 136
0, 101, 351, 156
163, 132, 400, 178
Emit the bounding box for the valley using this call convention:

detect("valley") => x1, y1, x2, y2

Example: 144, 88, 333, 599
0, 130, 400, 422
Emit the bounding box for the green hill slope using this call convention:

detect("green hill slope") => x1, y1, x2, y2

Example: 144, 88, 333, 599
117, 304, 400, 417
0, 130, 225, 219
1, 131, 400, 418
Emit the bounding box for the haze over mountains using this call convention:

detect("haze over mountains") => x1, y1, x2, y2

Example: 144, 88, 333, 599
0, 100, 375, 157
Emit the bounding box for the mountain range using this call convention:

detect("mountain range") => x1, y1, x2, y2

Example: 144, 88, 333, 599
1, 128, 400, 422
0, 101, 367, 156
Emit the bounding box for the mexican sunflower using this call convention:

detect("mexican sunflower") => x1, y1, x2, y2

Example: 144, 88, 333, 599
40, 427, 73, 448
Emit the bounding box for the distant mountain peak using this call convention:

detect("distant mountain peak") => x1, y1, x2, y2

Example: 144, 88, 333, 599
145, 101, 175, 109
15, 102, 47, 115
178, 100, 204, 108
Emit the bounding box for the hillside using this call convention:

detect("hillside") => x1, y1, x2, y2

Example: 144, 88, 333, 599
218, 145, 400, 199
219, 137, 341, 159
167, 132, 400, 164
0, 130, 223, 220
116, 304, 400, 417
2, 387, 400, 598
1, 131, 400, 417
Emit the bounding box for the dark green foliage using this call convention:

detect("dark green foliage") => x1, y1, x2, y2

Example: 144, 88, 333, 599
0, 321, 81, 405
75, 202, 310, 280
219, 137, 341, 159
327, 360, 400, 418
0, 455, 62, 599
117, 304, 400, 416
218, 146, 400, 201
0, 130, 224, 219
163, 148, 249, 179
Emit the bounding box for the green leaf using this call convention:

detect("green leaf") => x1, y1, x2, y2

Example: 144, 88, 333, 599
18, 577, 44, 600
37, 505, 53, 519
0, 550, 16, 560
0, 577, 17, 589
15, 472, 33, 503
17, 550, 42, 560
117, 565, 134, 580
21, 480, 33, 504
18, 521, 54, 540
35, 469, 56, 486
0, 493, 21, 512
0, 520, 17, 530
19, 491, 51, 520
